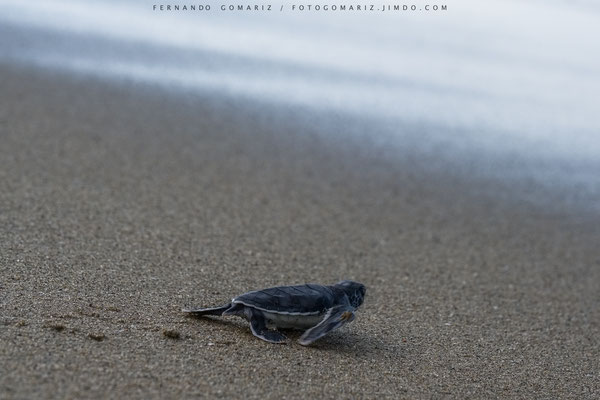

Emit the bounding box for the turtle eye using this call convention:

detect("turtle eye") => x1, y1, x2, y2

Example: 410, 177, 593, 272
351, 290, 365, 308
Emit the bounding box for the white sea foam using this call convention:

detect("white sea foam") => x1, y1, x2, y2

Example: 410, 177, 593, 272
1, 0, 599, 163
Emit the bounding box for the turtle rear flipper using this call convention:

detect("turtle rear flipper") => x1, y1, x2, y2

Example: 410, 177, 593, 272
182, 304, 232, 316
299, 305, 355, 346
248, 309, 287, 344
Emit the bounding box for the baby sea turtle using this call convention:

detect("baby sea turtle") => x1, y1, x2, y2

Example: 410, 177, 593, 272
183, 280, 366, 345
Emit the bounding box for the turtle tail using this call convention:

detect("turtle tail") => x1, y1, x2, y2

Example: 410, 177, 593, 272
182, 303, 232, 316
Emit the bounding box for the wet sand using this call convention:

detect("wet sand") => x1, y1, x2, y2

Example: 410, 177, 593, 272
1, 65, 599, 399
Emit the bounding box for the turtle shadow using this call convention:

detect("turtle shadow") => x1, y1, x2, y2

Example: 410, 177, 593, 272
294, 330, 398, 358
185, 315, 398, 358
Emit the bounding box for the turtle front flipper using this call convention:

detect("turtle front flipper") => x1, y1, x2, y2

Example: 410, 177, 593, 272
248, 309, 287, 344
182, 304, 232, 316
299, 305, 355, 346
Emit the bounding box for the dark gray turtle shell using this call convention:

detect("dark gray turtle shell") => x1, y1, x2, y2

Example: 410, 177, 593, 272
233, 284, 341, 315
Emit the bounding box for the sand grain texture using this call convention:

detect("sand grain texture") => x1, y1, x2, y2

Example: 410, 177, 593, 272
1, 66, 599, 399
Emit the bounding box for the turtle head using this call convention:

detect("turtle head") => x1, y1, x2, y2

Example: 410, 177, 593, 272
335, 280, 366, 309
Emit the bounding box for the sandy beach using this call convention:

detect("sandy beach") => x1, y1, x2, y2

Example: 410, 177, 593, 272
1, 64, 599, 399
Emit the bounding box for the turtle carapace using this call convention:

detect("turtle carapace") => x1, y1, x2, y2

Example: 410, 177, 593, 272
183, 280, 366, 345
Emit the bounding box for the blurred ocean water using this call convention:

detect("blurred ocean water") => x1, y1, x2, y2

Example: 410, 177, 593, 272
1, 0, 599, 167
